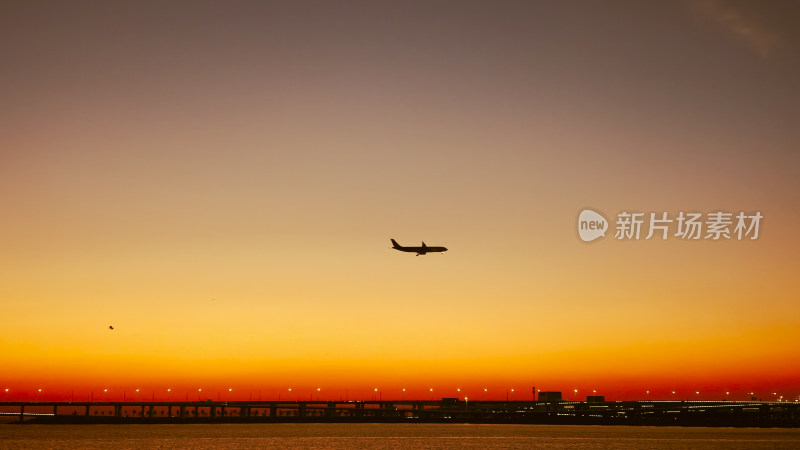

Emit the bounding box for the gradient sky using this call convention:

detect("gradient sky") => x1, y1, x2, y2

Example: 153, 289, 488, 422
1, 0, 799, 402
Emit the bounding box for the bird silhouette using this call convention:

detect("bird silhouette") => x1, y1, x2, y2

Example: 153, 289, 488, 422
109, 326, 114, 330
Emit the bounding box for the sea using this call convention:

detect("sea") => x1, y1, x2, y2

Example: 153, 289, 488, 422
2, 423, 800, 449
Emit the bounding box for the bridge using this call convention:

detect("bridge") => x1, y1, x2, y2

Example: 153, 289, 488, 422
2, 399, 799, 427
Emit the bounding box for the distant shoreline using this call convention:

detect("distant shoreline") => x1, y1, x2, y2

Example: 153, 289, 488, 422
7, 414, 800, 428
3, 399, 799, 428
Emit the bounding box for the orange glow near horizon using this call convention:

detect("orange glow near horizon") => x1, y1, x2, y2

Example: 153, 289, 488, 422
2, 2, 799, 403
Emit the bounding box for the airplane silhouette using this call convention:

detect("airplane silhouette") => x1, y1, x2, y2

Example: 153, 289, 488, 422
391, 239, 447, 256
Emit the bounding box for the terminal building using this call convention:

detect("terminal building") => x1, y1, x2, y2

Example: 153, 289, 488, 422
537, 391, 562, 402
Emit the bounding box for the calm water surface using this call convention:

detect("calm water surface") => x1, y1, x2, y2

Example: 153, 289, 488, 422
2, 423, 800, 449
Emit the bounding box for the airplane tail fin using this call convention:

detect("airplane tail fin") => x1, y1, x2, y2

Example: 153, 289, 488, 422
390, 239, 401, 249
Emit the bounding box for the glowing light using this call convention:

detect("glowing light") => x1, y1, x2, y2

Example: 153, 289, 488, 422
228, 388, 232, 392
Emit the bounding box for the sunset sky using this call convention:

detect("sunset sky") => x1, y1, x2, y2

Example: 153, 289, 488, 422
2, 0, 799, 402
